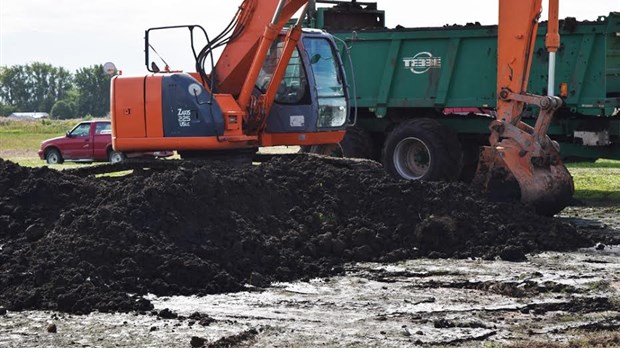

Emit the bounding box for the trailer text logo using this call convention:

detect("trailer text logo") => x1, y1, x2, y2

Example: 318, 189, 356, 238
403, 52, 442, 74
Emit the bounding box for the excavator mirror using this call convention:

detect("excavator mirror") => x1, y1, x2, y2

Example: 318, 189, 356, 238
103, 62, 117, 76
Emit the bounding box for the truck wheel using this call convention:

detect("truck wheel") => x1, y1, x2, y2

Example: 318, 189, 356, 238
45, 149, 64, 164
382, 118, 463, 181
300, 144, 343, 157
459, 141, 482, 183
300, 127, 375, 159
340, 126, 376, 160
108, 150, 125, 163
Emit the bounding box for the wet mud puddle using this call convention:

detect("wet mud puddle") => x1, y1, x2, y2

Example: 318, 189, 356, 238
2, 242, 619, 347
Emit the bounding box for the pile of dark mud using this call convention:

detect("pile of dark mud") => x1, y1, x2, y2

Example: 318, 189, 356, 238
0, 155, 595, 314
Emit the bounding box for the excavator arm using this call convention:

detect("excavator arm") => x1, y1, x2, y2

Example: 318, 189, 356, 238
214, 0, 312, 98
474, 0, 574, 215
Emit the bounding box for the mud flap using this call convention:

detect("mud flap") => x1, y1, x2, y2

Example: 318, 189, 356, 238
473, 145, 574, 216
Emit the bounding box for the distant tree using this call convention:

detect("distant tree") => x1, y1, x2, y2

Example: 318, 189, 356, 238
0, 65, 29, 110
0, 63, 73, 113
26, 62, 73, 112
50, 100, 76, 119
0, 104, 17, 117
74, 65, 111, 117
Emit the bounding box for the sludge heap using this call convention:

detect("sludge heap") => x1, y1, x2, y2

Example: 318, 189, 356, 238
0, 156, 590, 313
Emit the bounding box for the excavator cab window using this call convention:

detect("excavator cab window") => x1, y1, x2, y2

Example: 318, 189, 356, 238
257, 39, 308, 105
144, 25, 209, 74
303, 36, 347, 128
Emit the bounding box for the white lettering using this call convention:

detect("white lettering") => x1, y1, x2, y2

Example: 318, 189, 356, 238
403, 52, 442, 74
177, 109, 192, 127
177, 108, 192, 116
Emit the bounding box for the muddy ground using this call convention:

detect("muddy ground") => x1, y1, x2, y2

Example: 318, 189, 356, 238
0, 155, 618, 347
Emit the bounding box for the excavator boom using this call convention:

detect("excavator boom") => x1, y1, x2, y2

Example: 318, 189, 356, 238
215, 0, 311, 97
474, 0, 574, 215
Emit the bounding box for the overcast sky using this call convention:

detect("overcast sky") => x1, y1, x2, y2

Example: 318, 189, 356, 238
1, 0, 618, 75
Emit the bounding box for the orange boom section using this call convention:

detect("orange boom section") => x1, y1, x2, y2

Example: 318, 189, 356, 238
474, 0, 574, 216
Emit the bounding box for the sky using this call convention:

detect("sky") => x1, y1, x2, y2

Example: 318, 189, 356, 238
1, 0, 618, 76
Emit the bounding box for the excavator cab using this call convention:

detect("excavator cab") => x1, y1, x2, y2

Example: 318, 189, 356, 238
260, 30, 349, 145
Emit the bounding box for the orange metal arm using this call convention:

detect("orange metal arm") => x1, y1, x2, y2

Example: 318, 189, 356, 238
545, 0, 560, 96
496, 0, 542, 125
262, 23, 303, 115
545, 0, 560, 53
476, 0, 573, 216
214, 0, 310, 98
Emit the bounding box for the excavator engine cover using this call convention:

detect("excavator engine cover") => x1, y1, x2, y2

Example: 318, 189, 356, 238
161, 74, 225, 137
112, 73, 228, 151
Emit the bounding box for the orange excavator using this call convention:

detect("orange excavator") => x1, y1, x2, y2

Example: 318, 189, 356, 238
110, 0, 573, 215
110, 0, 349, 159
474, 0, 574, 215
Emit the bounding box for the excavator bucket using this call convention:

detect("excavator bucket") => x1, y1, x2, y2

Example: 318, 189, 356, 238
473, 141, 574, 216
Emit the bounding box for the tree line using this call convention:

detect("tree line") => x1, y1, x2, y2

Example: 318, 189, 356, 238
0, 62, 111, 119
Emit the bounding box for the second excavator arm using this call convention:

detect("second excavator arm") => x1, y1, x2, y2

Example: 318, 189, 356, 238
474, 0, 574, 216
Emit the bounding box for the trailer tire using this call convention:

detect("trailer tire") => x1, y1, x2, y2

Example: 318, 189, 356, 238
458, 141, 482, 182
382, 119, 463, 181
300, 144, 343, 157
300, 127, 376, 159
340, 126, 376, 160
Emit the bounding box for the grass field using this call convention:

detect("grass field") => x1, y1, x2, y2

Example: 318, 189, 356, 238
1, 118, 619, 202
0, 118, 79, 162
565, 160, 620, 202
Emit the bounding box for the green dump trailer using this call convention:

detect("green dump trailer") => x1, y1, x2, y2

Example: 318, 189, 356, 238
307, 2, 620, 182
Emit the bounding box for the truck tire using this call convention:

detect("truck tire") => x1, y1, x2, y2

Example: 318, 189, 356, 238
45, 148, 64, 164
382, 118, 463, 181
300, 144, 343, 157
458, 141, 482, 183
300, 126, 375, 159
108, 150, 125, 163
340, 126, 376, 160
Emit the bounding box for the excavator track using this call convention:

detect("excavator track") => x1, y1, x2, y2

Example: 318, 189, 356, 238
64, 159, 188, 177
64, 153, 381, 177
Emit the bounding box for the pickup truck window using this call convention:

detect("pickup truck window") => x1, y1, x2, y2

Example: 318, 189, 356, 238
95, 122, 111, 135
70, 123, 91, 137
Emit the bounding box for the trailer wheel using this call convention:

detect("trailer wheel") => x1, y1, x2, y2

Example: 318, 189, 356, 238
300, 127, 376, 159
382, 119, 463, 181
458, 141, 482, 182
300, 144, 343, 157
340, 126, 376, 160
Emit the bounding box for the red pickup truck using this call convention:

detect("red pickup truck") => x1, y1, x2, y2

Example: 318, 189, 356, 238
38, 120, 172, 164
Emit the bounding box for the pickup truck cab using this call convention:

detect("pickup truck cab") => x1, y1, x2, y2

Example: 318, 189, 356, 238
38, 120, 172, 164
